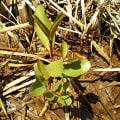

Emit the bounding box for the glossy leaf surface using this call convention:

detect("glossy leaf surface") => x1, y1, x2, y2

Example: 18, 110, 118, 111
34, 5, 51, 50
29, 79, 46, 96
63, 59, 91, 77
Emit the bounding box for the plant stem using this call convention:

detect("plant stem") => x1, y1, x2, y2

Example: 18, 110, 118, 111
39, 101, 49, 116
50, 42, 54, 61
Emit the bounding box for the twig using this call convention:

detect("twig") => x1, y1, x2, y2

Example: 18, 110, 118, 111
3, 80, 35, 96
1, 1, 18, 23
0, 14, 16, 25
0, 50, 50, 63
3, 71, 35, 91
39, 101, 49, 116
25, 0, 35, 11
8, 63, 33, 67
58, 26, 82, 35
93, 68, 120, 72
80, 8, 100, 39
0, 23, 31, 33
2, 71, 35, 96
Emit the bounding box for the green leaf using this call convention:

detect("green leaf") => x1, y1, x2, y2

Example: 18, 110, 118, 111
57, 94, 72, 106
50, 13, 65, 40
29, 63, 47, 96
37, 60, 49, 80
50, 13, 65, 46
34, 5, 52, 50
34, 5, 51, 29
63, 59, 91, 77
61, 41, 68, 58
34, 62, 42, 80
46, 59, 63, 77
45, 92, 58, 102
53, 80, 63, 92
33, 15, 50, 39
37, 60, 45, 75
63, 82, 69, 91
34, 63, 47, 85
29, 78, 46, 96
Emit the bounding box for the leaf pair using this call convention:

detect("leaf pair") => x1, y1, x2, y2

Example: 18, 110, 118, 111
46, 92, 72, 106
33, 5, 65, 50
45, 80, 72, 106
30, 59, 91, 96
53, 80, 69, 93
30, 59, 64, 96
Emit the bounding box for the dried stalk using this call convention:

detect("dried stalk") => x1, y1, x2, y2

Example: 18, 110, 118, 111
0, 50, 50, 63
3, 71, 34, 91
93, 68, 120, 71
0, 23, 31, 33
49, 0, 83, 30
91, 40, 111, 64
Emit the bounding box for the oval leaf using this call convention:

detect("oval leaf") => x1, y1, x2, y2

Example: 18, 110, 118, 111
46, 59, 63, 77
29, 79, 46, 96
37, 60, 49, 80
61, 41, 68, 58
63, 59, 91, 77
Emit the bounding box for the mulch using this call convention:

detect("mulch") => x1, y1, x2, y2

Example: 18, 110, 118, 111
0, 0, 120, 120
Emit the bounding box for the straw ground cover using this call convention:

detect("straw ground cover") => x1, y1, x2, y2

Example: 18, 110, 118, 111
0, 0, 120, 120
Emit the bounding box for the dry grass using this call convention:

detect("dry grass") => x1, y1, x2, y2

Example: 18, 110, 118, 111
0, 0, 120, 120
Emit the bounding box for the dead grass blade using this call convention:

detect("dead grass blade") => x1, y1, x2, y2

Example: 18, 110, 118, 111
8, 63, 33, 67
25, 0, 35, 11
0, 23, 31, 33
49, 0, 83, 29
1, 1, 17, 23
2, 71, 35, 96
91, 40, 111, 64
94, 68, 120, 72
106, 81, 120, 88
0, 50, 50, 63
0, 98, 9, 119
3, 71, 34, 91
3, 79, 35, 96
80, 8, 100, 39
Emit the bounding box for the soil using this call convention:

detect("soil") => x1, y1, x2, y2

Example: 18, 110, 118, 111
0, 0, 120, 120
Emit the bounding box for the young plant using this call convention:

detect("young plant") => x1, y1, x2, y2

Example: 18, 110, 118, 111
29, 5, 91, 112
